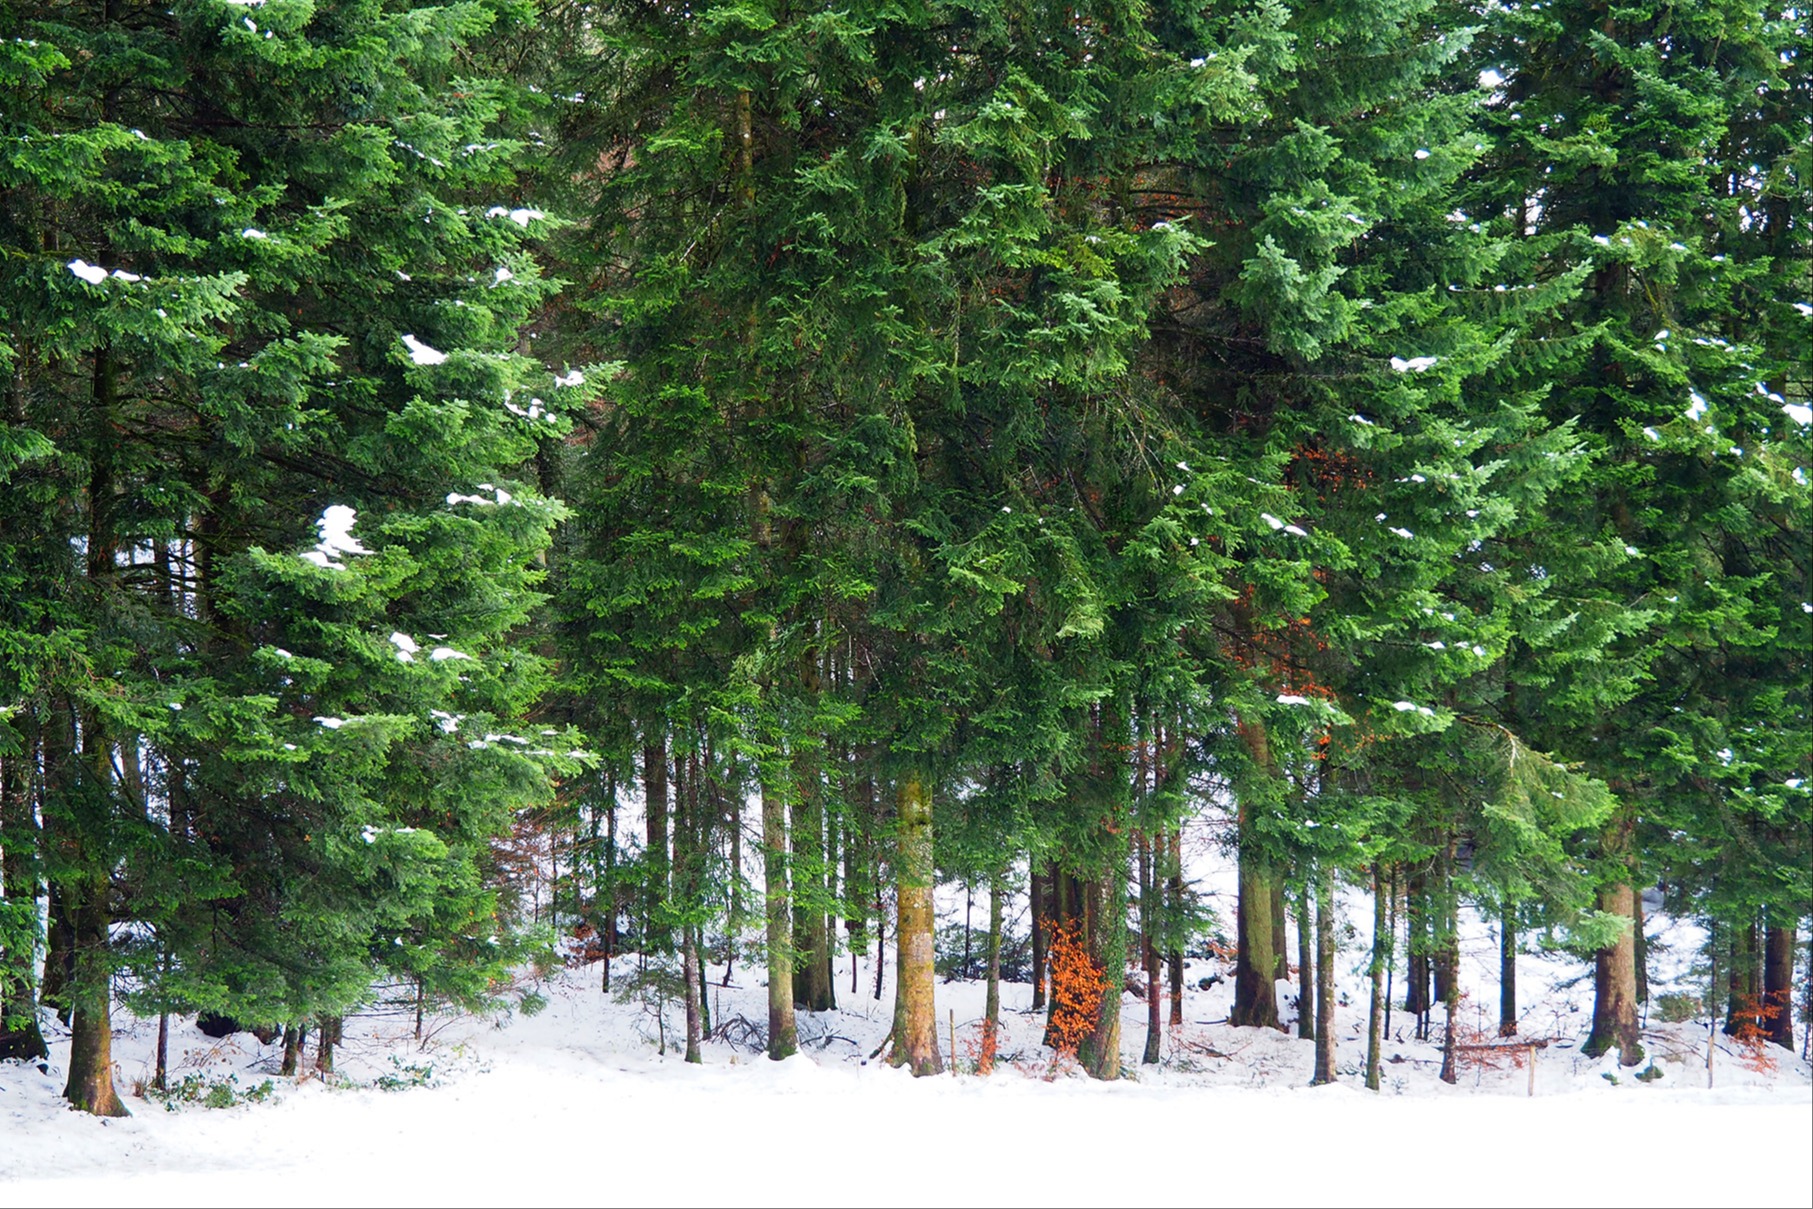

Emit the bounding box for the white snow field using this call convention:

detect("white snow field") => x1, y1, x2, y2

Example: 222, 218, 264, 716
4, 922, 1809, 1209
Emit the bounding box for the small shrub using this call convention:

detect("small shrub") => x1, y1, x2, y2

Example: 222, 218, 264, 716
1654, 993, 1702, 1023
376, 1055, 437, 1091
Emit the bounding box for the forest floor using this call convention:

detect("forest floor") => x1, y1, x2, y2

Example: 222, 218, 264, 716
3, 888, 1810, 1208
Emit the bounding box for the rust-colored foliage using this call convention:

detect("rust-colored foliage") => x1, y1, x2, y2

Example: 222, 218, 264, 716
1727, 993, 1786, 1073
1045, 920, 1106, 1074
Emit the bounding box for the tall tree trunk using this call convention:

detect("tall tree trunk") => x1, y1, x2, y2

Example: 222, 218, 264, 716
280, 1024, 302, 1076
1140, 833, 1161, 1064
1296, 878, 1315, 1041
682, 923, 703, 1064
981, 868, 1002, 1075
643, 736, 669, 952
1030, 864, 1050, 1011
1404, 868, 1429, 1039
1582, 882, 1644, 1066
1166, 830, 1184, 1028
1365, 863, 1386, 1091
1762, 922, 1796, 1051
63, 874, 126, 1116
0, 723, 49, 1063
790, 667, 834, 1011
1231, 715, 1282, 1030
762, 777, 796, 1060
1725, 918, 1759, 1035
1499, 901, 1518, 1036
890, 769, 941, 1076
1311, 868, 1337, 1085
314, 1015, 340, 1075
1232, 853, 1281, 1030
1632, 886, 1648, 1004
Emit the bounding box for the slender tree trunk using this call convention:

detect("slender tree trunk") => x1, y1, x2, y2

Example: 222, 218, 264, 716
0, 725, 49, 1063
890, 769, 942, 1076
314, 1015, 341, 1075
1405, 869, 1429, 1039
1499, 901, 1518, 1036
1166, 830, 1184, 1028
790, 698, 834, 1011
1365, 863, 1386, 1091
643, 736, 669, 952
682, 923, 702, 1064
1762, 922, 1796, 1051
981, 868, 1002, 1075
1030, 864, 1049, 1011
1297, 878, 1315, 1041
1632, 886, 1648, 1004
1140, 833, 1161, 1064
1383, 864, 1396, 1041
280, 1024, 302, 1076
762, 777, 796, 1060
1312, 868, 1337, 1085
1725, 918, 1758, 1035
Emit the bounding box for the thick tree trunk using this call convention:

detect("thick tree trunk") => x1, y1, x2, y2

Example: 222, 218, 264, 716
1312, 869, 1337, 1085
762, 778, 796, 1060
63, 877, 126, 1116
1499, 901, 1518, 1036
1365, 864, 1386, 1091
1762, 922, 1796, 1051
890, 769, 942, 1076
1296, 878, 1315, 1041
1631, 889, 1648, 1005
1582, 882, 1643, 1066
1232, 854, 1282, 1030
280, 1024, 303, 1076
1231, 714, 1282, 1031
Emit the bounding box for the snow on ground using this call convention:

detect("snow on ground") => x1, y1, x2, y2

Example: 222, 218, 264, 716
3, 839, 1809, 1206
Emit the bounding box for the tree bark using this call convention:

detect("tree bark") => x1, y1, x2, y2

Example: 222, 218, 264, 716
1297, 878, 1315, 1040
1726, 918, 1759, 1035
981, 868, 1002, 1075
62, 874, 126, 1116
1365, 863, 1386, 1091
1232, 853, 1282, 1030
1166, 830, 1184, 1028
0, 724, 48, 1063
1311, 868, 1337, 1085
1499, 900, 1518, 1036
1762, 922, 1796, 1051
1030, 864, 1050, 1011
682, 923, 703, 1063
1140, 833, 1161, 1064
1582, 882, 1643, 1066
762, 777, 797, 1060
890, 769, 942, 1076
643, 737, 669, 952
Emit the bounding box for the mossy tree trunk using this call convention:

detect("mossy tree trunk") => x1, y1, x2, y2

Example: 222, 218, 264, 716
1584, 812, 1643, 1067
1311, 869, 1337, 1085
1365, 864, 1387, 1091
890, 768, 942, 1076
762, 777, 797, 1060
981, 867, 1003, 1075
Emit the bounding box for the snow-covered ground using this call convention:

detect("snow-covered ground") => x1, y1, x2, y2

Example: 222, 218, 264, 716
5, 913, 1810, 1207
5, 833, 1810, 1205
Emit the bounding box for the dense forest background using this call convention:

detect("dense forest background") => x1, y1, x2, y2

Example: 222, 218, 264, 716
0, 0, 1806, 1116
